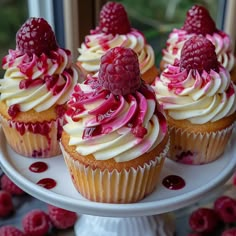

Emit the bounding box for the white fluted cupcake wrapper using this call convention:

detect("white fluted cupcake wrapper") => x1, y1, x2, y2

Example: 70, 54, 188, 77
0, 115, 63, 158
60, 141, 169, 203
168, 124, 235, 165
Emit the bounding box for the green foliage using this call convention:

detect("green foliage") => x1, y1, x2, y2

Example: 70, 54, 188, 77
0, 0, 28, 77
117, 0, 219, 64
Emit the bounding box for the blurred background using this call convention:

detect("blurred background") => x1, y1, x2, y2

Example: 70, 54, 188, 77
0, 0, 231, 78
0, 1, 235, 235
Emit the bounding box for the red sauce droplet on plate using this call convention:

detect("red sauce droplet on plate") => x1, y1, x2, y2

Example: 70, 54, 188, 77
29, 162, 48, 173
162, 175, 185, 190
37, 178, 56, 189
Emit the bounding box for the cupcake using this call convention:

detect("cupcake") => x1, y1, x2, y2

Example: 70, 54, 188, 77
61, 47, 169, 203
160, 5, 236, 83
152, 35, 236, 165
77, 1, 158, 84
0, 17, 78, 158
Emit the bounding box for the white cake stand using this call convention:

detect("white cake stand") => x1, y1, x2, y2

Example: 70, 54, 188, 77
0, 128, 236, 236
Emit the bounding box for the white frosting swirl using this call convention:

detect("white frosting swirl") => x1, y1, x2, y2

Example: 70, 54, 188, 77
63, 79, 167, 162
77, 29, 155, 75
0, 48, 78, 112
162, 29, 235, 72
152, 65, 236, 124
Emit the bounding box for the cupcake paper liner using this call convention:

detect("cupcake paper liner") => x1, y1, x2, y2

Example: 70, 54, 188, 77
168, 124, 235, 165
0, 115, 63, 158
61, 141, 169, 203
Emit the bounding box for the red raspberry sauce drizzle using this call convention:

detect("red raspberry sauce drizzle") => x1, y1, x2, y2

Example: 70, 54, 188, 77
29, 163, 57, 189
162, 175, 185, 190
98, 38, 110, 51
67, 81, 167, 140
36, 178, 56, 189
29, 162, 48, 173
226, 84, 235, 98
8, 104, 20, 119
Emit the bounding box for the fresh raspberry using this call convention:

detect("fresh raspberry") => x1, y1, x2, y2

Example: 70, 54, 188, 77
221, 227, 236, 236
16, 17, 58, 56
22, 209, 50, 236
182, 5, 216, 35
98, 47, 141, 95
47, 204, 77, 229
0, 226, 25, 236
189, 208, 220, 233
0, 190, 14, 217
1, 174, 24, 195
214, 195, 236, 223
99, 2, 131, 35
180, 35, 219, 74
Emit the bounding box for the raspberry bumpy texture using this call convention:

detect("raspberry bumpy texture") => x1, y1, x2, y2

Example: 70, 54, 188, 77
16, 17, 58, 56
22, 209, 50, 236
0, 226, 25, 236
48, 204, 77, 229
189, 208, 220, 233
214, 196, 236, 223
98, 46, 141, 95
180, 35, 219, 74
99, 1, 131, 35
1, 174, 24, 195
182, 5, 216, 35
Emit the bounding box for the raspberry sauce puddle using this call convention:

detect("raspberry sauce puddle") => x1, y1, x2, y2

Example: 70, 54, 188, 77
162, 175, 185, 190
29, 162, 48, 173
36, 178, 56, 189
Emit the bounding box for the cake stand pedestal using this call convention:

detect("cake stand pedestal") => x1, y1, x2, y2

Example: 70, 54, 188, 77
0, 128, 236, 236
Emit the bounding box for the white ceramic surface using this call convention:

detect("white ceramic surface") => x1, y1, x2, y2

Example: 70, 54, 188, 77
74, 214, 175, 236
0, 128, 235, 217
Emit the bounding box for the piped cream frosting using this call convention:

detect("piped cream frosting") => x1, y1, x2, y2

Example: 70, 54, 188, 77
77, 29, 155, 75
0, 48, 78, 112
162, 29, 235, 72
63, 76, 167, 162
152, 64, 236, 124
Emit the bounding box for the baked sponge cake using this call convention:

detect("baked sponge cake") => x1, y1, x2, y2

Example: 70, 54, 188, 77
160, 5, 236, 83
153, 35, 236, 165
0, 17, 78, 158
77, 1, 158, 85
61, 47, 169, 203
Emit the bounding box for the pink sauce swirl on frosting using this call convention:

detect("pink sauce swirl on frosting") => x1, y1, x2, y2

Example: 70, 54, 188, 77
162, 29, 235, 72
0, 48, 78, 113
77, 29, 155, 75
63, 76, 167, 162
152, 64, 236, 124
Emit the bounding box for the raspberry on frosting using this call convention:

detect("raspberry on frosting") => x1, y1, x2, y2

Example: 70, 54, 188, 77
180, 35, 219, 74
99, 1, 131, 35
182, 5, 216, 35
16, 17, 58, 56
98, 46, 141, 95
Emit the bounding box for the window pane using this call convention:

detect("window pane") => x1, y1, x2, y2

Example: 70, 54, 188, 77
0, 0, 28, 77
117, 0, 223, 65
